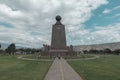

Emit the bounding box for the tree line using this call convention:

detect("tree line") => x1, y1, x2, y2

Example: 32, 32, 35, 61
0, 43, 41, 55
82, 48, 120, 55
0, 43, 120, 55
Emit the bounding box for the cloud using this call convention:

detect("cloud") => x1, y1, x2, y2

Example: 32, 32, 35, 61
102, 8, 111, 14
113, 5, 120, 10
0, 4, 24, 18
70, 22, 120, 45
103, 5, 120, 19
0, 0, 109, 48
106, 13, 120, 18
0, 26, 50, 48
92, 23, 120, 42
102, 5, 120, 15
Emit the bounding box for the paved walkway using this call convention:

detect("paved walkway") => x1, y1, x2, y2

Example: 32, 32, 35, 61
67, 55, 100, 61
44, 58, 82, 80
18, 56, 52, 61
18, 55, 100, 62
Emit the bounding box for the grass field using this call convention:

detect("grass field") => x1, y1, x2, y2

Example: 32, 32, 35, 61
23, 54, 55, 60
68, 55, 120, 80
0, 55, 52, 80
64, 54, 94, 59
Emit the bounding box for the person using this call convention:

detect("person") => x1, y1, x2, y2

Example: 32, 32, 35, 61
57, 55, 61, 59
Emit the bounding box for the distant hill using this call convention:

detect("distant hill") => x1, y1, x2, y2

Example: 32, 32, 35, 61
73, 42, 120, 52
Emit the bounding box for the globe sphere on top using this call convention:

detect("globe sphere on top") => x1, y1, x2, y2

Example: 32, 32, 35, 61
56, 15, 61, 21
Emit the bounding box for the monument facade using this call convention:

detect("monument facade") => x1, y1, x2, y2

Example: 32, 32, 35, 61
51, 15, 67, 50
41, 15, 77, 56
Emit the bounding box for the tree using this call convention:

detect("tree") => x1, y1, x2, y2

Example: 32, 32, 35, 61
0, 44, 1, 48
83, 50, 88, 54
10, 43, 16, 55
0, 44, 1, 51
103, 48, 111, 54
89, 49, 99, 54
113, 49, 120, 55
98, 50, 104, 54
6, 43, 16, 55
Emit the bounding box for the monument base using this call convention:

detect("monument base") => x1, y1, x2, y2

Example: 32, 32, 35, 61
41, 16, 77, 57
41, 49, 77, 57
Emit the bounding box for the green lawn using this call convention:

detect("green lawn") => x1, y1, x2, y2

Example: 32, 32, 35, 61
68, 55, 120, 80
23, 54, 55, 60
64, 54, 94, 59
0, 55, 52, 80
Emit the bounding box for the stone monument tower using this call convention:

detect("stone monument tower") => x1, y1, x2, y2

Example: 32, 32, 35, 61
41, 15, 77, 56
51, 15, 67, 50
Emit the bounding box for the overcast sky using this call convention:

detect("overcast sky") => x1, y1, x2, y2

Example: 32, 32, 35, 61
0, 0, 120, 48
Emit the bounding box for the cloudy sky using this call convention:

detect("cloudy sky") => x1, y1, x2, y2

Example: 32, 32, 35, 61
0, 0, 120, 48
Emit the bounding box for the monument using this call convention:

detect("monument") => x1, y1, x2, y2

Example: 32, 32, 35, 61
41, 15, 77, 56
51, 15, 66, 50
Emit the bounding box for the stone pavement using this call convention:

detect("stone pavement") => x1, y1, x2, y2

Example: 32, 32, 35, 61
44, 58, 82, 80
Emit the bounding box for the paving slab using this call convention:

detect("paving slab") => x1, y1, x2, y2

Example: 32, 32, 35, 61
44, 58, 82, 80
